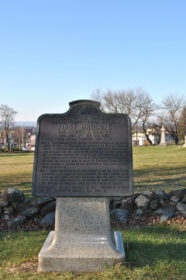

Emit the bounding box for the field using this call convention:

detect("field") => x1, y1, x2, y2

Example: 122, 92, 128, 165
0, 146, 186, 279
133, 146, 186, 192
0, 225, 185, 279
0, 145, 186, 196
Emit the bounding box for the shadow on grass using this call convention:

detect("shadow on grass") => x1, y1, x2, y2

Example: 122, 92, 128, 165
0, 178, 32, 187
0, 162, 33, 166
127, 241, 186, 268
127, 242, 186, 268
134, 165, 186, 189
134, 165, 186, 176
131, 224, 186, 237
0, 152, 34, 157
135, 176, 186, 187
124, 225, 186, 268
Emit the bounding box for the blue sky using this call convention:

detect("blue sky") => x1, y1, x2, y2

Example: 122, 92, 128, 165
0, 0, 186, 121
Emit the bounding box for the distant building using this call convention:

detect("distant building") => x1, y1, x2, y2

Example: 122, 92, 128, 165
132, 128, 174, 146
27, 135, 36, 151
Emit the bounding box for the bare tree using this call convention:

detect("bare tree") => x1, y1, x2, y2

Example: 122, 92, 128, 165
159, 95, 185, 144
178, 105, 186, 139
13, 127, 23, 147
92, 88, 142, 129
91, 88, 105, 112
93, 88, 137, 116
139, 94, 157, 145
92, 88, 156, 144
0, 105, 17, 151
150, 123, 162, 144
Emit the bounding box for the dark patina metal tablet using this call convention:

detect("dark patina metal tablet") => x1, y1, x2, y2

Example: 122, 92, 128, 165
32, 100, 133, 197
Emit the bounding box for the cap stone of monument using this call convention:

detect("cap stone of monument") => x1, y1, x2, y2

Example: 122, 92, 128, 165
32, 100, 133, 272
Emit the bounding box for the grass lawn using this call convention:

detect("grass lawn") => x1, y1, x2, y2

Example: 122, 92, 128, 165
0, 147, 186, 279
0, 152, 33, 197
133, 145, 186, 192
0, 224, 185, 279
0, 146, 186, 197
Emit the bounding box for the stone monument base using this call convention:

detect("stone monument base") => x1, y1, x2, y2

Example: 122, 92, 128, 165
38, 197, 125, 272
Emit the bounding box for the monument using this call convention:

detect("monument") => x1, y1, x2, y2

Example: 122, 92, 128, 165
32, 100, 133, 272
159, 125, 167, 146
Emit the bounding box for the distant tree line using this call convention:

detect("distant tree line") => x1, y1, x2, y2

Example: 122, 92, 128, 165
92, 88, 186, 145
0, 105, 17, 151
0, 90, 186, 151
0, 105, 36, 152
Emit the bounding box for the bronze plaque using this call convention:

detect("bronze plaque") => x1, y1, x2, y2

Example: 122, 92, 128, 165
32, 100, 133, 197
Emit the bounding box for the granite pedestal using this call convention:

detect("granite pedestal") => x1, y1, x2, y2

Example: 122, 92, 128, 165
38, 197, 125, 272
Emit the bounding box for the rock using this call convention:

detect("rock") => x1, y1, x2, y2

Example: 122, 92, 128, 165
132, 194, 139, 200
160, 211, 175, 222
143, 190, 156, 199
170, 196, 180, 204
31, 197, 55, 207
159, 198, 165, 205
40, 212, 55, 226
134, 209, 145, 216
1, 188, 24, 203
7, 216, 26, 227
149, 199, 159, 210
155, 190, 168, 200
0, 199, 8, 208
153, 208, 165, 216
153, 206, 175, 217
39, 201, 56, 217
4, 206, 14, 216
1, 206, 14, 221
133, 208, 147, 220
176, 202, 186, 214
111, 209, 128, 223
16, 199, 32, 212
169, 189, 186, 200
2, 214, 10, 220
133, 216, 142, 221
22, 207, 39, 217
181, 194, 186, 203
120, 196, 134, 210
135, 195, 150, 209
111, 199, 121, 208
